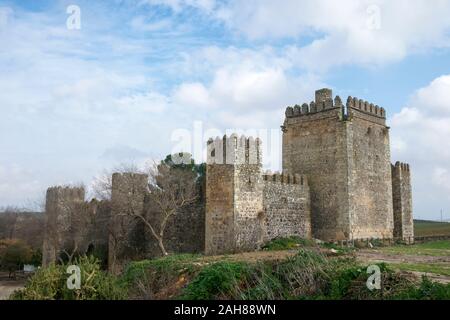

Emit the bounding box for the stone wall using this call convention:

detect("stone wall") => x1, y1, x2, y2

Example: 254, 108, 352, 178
263, 173, 311, 240
144, 182, 205, 257
206, 135, 312, 255
42, 186, 86, 266
205, 135, 263, 255
283, 93, 350, 241
109, 172, 148, 273
205, 164, 236, 255
392, 162, 414, 243
346, 101, 394, 239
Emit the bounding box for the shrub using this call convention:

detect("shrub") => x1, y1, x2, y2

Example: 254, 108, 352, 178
180, 262, 249, 300
11, 255, 127, 300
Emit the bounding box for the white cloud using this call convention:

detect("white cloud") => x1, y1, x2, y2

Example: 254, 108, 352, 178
173, 82, 212, 108
141, 0, 216, 13
390, 74, 450, 218
172, 46, 324, 128
217, 0, 450, 70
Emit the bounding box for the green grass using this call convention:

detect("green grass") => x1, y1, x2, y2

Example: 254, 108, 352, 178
379, 240, 450, 257
414, 220, 450, 237
392, 263, 450, 277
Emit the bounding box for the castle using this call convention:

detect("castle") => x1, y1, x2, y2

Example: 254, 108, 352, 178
42, 88, 414, 270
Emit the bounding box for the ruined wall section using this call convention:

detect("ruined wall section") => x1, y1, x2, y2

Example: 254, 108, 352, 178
392, 162, 414, 243
42, 186, 85, 266
263, 173, 311, 240
346, 97, 394, 239
282, 89, 350, 241
109, 173, 148, 273
144, 183, 206, 258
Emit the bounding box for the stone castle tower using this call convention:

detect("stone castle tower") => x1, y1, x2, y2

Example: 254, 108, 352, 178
282, 88, 410, 242
205, 135, 311, 255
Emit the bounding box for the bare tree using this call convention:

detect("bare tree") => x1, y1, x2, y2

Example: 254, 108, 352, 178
94, 157, 200, 258
140, 162, 199, 256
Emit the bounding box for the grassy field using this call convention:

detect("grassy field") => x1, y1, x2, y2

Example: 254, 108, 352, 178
414, 220, 450, 237
380, 240, 450, 257
373, 240, 450, 278
394, 263, 450, 277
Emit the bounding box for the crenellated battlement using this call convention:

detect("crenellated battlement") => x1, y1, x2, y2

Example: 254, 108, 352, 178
285, 94, 343, 119
346, 96, 386, 119
284, 89, 386, 123
46, 186, 85, 200
207, 134, 262, 165
392, 161, 410, 173
262, 172, 308, 186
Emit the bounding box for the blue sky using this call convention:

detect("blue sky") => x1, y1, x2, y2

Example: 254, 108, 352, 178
1, 0, 450, 220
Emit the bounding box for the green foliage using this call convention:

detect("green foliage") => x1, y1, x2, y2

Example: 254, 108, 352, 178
162, 153, 206, 179
11, 256, 127, 300
29, 249, 43, 267
122, 254, 201, 285
180, 249, 337, 300
0, 239, 33, 273
262, 237, 315, 251
180, 262, 249, 300
392, 277, 450, 300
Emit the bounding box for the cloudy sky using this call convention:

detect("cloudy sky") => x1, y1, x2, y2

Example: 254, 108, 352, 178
0, 0, 450, 220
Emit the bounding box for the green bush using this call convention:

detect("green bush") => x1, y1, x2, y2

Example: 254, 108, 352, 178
11, 256, 127, 300
180, 262, 249, 300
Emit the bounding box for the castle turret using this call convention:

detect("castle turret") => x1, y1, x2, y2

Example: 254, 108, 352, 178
42, 186, 85, 266
392, 162, 414, 243
205, 135, 264, 255
282, 88, 394, 241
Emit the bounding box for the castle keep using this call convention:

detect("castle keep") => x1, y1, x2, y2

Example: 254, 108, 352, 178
42, 88, 414, 268
282, 89, 395, 241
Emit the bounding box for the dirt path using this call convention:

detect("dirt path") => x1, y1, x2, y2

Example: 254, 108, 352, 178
355, 249, 450, 284
0, 272, 26, 300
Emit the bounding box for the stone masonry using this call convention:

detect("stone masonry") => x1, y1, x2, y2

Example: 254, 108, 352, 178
43, 88, 414, 267
282, 88, 410, 242
392, 162, 414, 244
205, 135, 312, 255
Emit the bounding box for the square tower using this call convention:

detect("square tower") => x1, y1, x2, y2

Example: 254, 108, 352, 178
282, 89, 394, 241
205, 135, 264, 255
391, 162, 414, 243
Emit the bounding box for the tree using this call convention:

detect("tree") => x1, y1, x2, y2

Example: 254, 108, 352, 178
140, 158, 200, 256
94, 155, 202, 258
0, 239, 32, 278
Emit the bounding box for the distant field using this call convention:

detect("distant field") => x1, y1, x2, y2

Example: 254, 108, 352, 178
380, 240, 450, 257
414, 220, 450, 237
